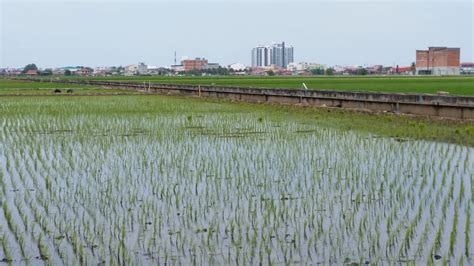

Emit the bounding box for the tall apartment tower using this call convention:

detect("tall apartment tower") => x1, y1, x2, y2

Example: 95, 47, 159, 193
251, 42, 294, 68
285, 45, 294, 68
251, 46, 269, 67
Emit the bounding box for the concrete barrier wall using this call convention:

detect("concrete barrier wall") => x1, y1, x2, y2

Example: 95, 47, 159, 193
17, 79, 474, 120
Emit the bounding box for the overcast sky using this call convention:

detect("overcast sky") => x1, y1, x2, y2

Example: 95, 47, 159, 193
1, 0, 472, 68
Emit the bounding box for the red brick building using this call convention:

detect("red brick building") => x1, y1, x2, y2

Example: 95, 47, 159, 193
416, 47, 460, 75
182, 58, 208, 71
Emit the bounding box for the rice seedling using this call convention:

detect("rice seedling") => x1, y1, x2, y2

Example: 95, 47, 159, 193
0, 95, 471, 264
465, 203, 470, 258
450, 203, 459, 257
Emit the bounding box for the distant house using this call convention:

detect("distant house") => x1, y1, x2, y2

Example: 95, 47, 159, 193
53, 68, 65, 75
389, 66, 412, 75
10, 69, 23, 75
77, 67, 93, 76
25, 69, 38, 76
125, 62, 148, 76
460, 62, 474, 75
228, 63, 247, 72
202, 63, 220, 70
276, 69, 293, 76
171, 65, 185, 73
124, 64, 138, 76
137, 62, 148, 75
251, 68, 270, 76
93, 68, 107, 76
367, 65, 383, 75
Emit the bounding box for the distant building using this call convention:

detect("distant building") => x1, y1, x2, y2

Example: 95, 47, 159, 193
251, 42, 294, 68
251, 46, 269, 67
77, 67, 93, 76
124, 64, 139, 76
53, 68, 66, 75
171, 65, 185, 72
388, 66, 412, 75
182, 58, 208, 71
25, 69, 38, 76
251, 67, 271, 76
271, 42, 294, 69
367, 65, 383, 75
123, 62, 148, 75
202, 63, 220, 70
6, 68, 22, 75
61, 66, 81, 75
460, 62, 474, 75
228, 63, 247, 72
287, 62, 326, 72
416, 47, 460, 75
137, 62, 147, 75
93, 67, 110, 76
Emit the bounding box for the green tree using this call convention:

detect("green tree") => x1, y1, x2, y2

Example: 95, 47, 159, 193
267, 70, 275, 76
325, 68, 334, 76
40, 68, 52, 76
311, 68, 325, 75
356, 68, 368, 75
64, 69, 72, 76
21, 64, 38, 74
411, 62, 416, 75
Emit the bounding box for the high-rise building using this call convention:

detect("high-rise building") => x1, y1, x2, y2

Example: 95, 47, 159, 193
251, 42, 294, 68
285, 45, 294, 68
251, 46, 269, 67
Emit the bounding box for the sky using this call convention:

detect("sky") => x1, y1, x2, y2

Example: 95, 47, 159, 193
0, 0, 472, 68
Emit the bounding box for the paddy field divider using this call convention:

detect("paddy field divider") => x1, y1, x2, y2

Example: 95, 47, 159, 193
16, 78, 474, 120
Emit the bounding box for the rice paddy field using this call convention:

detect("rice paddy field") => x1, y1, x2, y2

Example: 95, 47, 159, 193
0, 94, 473, 265
62, 75, 474, 96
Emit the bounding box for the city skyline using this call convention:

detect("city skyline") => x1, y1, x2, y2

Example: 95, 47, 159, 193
251, 42, 294, 68
1, 1, 472, 68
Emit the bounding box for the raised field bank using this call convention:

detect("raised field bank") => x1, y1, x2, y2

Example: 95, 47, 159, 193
66, 75, 474, 95
0, 78, 473, 264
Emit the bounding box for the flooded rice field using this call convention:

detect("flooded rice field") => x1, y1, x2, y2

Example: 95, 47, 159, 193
0, 96, 472, 265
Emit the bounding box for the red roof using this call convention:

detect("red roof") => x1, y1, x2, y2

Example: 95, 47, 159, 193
25, 70, 38, 75
394, 66, 411, 72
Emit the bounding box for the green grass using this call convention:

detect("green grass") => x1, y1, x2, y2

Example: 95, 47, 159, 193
56, 75, 474, 95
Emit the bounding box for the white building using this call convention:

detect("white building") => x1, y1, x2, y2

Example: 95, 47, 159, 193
287, 62, 326, 72
124, 63, 148, 75
228, 63, 247, 71
171, 65, 185, 72
124, 64, 138, 76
